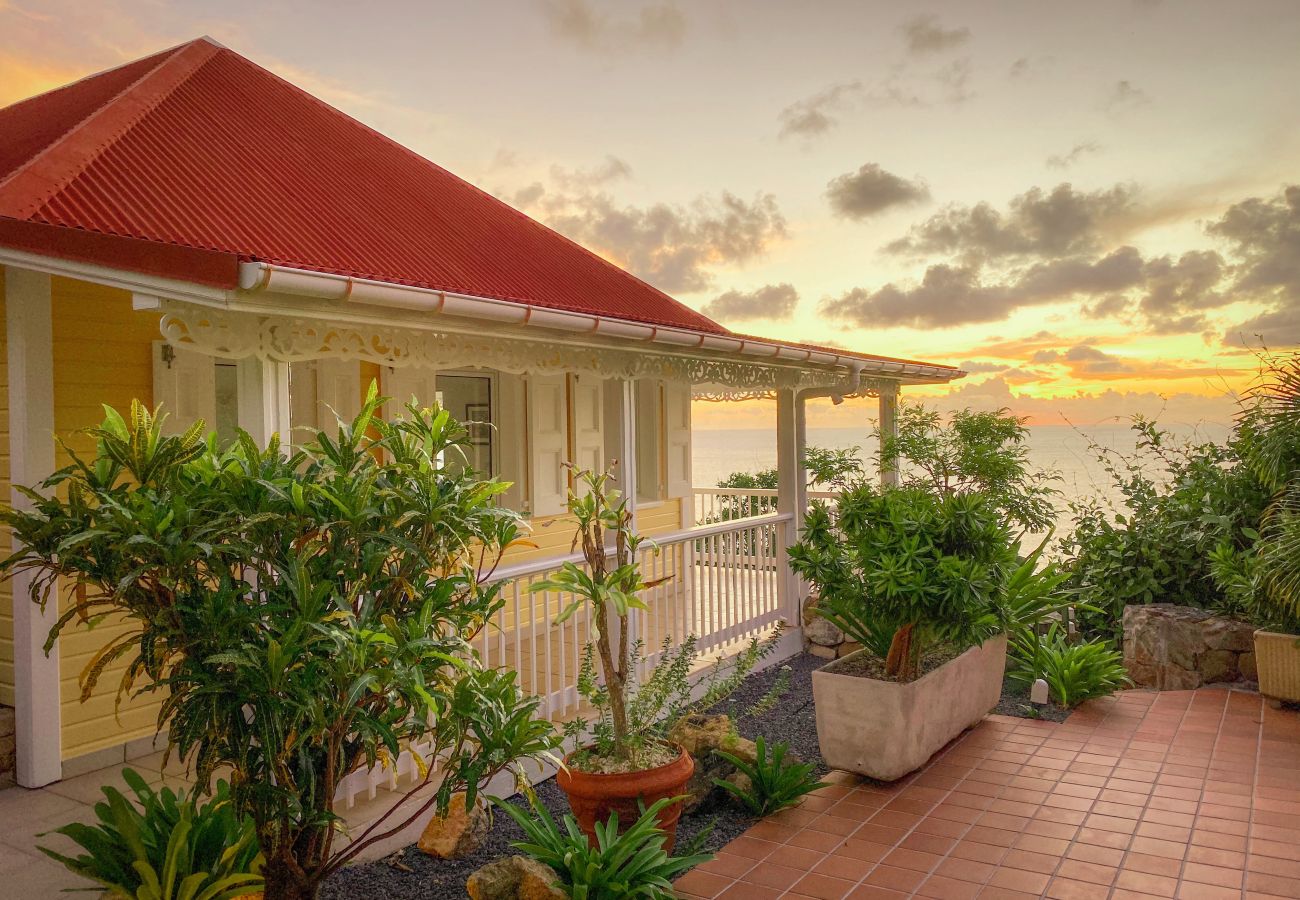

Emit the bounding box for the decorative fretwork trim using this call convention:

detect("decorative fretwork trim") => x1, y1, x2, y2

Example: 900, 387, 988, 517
158, 306, 876, 392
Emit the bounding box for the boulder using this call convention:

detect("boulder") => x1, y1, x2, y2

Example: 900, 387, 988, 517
467, 856, 565, 900
1200, 649, 1239, 684
1240, 651, 1258, 681
1123, 605, 1255, 690
1203, 617, 1256, 653
417, 792, 489, 859
806, 615, 844, 647
667, 715, 760, 814
837, 640, 863, 659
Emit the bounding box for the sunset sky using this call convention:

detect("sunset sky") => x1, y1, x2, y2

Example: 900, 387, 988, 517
3, 0, 1297, 428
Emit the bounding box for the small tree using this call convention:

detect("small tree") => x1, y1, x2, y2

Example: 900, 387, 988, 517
0, 388, 557, 900
789, 486, 1015, 680
878, 404, 1060, 536
535, 466, 776, 770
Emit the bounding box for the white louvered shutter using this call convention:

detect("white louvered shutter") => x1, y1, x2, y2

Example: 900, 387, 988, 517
152, 341, 216, 436
569, 375, 605, 475
664, 381, 693, 499
528, 373, 568, 517
314, 359, 361, 429
383, 366, 439, 418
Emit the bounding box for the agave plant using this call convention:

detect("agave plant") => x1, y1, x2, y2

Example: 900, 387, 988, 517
492, 794, 712, 899
39, 769, 262, 900
713, 737, 826, 817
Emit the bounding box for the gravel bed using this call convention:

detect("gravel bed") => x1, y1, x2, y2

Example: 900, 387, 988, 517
994, 674, 1073, 723
320, 653, 826, 899
321, 652, 1065, 898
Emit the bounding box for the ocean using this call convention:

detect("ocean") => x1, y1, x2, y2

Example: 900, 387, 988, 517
692, 422, 1233, 547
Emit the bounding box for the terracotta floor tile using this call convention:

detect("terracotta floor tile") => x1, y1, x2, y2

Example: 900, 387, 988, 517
738, 861, 806, 891
789, 872, 856, 899
693, 687, 1296, 900
864, 863, 927, 892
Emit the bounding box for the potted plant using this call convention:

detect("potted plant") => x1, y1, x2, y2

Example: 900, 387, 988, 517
534, 466, 779, 849
789, 486, 1016, 781
1230, 354, 1300, 705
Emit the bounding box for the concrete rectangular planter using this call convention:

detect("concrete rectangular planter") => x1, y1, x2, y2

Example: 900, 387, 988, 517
812, 634, 1007, 781
1255, 630, 1300, 705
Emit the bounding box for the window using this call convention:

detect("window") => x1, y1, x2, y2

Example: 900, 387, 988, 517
438, 373, 494, 476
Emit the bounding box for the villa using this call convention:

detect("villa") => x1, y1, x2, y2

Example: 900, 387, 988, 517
0, 37, 962, 794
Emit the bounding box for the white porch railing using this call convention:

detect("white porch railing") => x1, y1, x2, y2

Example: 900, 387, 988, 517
693, 486, 838, 525
335, 512, 796, 809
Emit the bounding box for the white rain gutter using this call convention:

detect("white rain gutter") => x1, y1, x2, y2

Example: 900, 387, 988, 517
237, 262, 963, 383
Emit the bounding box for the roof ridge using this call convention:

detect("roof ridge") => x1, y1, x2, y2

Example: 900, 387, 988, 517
0, 38, 220, 218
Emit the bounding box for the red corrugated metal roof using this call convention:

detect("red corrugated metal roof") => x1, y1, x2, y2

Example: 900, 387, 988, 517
0, 37, 725, 333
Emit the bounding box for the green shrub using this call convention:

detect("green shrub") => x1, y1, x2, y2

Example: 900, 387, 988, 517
1, 390, 558, 900
39, 769, 261, 899
492, 795, 713, 898
1009, 626, 1131, 708
790, 487, 1016, 680
1057, 417, 1270, 642
713, 737, 826, 816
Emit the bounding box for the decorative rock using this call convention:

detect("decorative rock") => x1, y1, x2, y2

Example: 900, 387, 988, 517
1200, 649, 1239, 684
836, 640, 863, 659
418, 792, 489, 859
667, 714, 760, 813
1203, 617, 1256, 653
808, 643, 837, 660
1240, 651, 1258, 681
1123, 605, 1256, 690
467, 856, 564, 900
805, 615, 843, 647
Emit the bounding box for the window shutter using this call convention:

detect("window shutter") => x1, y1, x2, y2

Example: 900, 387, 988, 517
314, 359, 362, 429
528, 373, 568, 517
383, 365, 438, 418
152, 341, 215, 436
569, 375, 605, 476
664, 381, 692, 499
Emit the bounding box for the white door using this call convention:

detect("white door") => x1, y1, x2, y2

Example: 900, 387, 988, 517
569, 375, 605, 476
152, 341, 216, 436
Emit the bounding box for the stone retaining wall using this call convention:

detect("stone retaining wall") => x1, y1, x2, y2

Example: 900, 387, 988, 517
802, 594, 862, 660
1123, 604, 1257, 690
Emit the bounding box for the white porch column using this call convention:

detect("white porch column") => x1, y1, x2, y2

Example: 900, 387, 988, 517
237, 357, 292, 448
604, 378, 639, 533
775, 388, 803, 627
6, 267, 62, 786
879, 382, 900, 488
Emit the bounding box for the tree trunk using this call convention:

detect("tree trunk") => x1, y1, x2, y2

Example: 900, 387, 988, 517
262, 853, 319, 900
885, 623, 914, 680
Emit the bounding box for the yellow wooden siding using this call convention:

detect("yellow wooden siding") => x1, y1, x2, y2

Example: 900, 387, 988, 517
0, 267, 12, 706
52, 276, 165, 760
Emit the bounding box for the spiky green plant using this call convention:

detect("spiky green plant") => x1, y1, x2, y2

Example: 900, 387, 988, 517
39, 769, 261, 899
1009, 625, 1131, 708
712, 737, 826, 816
492, 794, 712, 898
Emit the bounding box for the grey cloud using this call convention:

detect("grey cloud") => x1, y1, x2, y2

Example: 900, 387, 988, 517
701, 283, 799, 322
901, 14, 971, 55
526, 186, 787, 294
1138, 250, 1225, 334
540, 0, 685, 53
777, 81, 863, 139
957, 360, 1010, 374
936, 58, 975, 104
1047, 141, 1102, 169
818, 246, 1214, 331
1214, 185, 1300, 345
826, 164, 930, 221
886, 182, 1138, 261
1104, 79, 1150, 111
549, 155, 633, 191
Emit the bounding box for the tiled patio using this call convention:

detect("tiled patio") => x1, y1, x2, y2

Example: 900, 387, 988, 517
676, 687, 1300, 900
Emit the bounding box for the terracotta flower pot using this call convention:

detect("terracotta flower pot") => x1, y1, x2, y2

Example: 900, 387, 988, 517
555, 743, 694, 851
